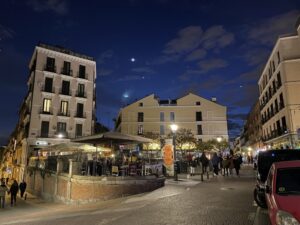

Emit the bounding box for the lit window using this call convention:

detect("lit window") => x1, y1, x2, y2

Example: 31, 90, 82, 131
60, 101, 68, 116
138, 125, 143, 135
43, 99, 51, 113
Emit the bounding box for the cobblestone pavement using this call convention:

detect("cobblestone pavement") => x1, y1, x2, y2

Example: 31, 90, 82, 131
0, 165, 270, 225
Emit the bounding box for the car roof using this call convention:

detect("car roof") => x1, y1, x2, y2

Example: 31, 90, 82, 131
273, 160, 300, 169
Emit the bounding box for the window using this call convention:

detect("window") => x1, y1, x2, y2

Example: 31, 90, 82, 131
46, 57, 55, 72
62, 61, 71, 75
138, 125, 143, 135
79, 65, 86, 79
60, 101, 68, 116
272, 61, 275, 72
138, 112, 144, 122
196, 111, 202, 121
275, 99, 278, 112
139, 102, 143, 107
170, 112, 175, 122
42, 98, 51, 113
160, 112, 164, 122
44, 77, 53, 92
57, 122, 67, 136
61, 80, 70, 95
276, 168, 300, 195
196, 101, 201, 105
277, 72, 282, 87
197, 125, 203, 135
277, 51, 280, 63
279, 93, 284, 109
40, 121, 49, 137
77, 83, 85, 97
282, 116, 287, 132
76, 103, 84, 117
160, 125, 165, 135
76, 124, 82, 137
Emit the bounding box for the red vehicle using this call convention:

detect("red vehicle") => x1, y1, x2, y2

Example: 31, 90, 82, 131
265, 160, 300, 225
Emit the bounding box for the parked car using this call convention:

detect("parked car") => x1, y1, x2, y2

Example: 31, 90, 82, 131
254, 149, 300, 208
265, 160, 300, 225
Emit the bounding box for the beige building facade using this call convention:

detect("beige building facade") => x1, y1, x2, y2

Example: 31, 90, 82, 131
116, 93, 228, 143
2, 44, 96, 181
258, 23, 300, 149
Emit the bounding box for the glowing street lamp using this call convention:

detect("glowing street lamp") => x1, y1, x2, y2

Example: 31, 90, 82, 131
170, 124, 178, 181
216, 136, 222, 143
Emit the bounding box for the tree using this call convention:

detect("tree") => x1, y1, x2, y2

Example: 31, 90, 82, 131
167, 128, 196, 156
196, 139, 229, 152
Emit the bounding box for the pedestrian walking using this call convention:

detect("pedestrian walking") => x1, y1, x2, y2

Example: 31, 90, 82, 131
199, 151, 209, 173
0, 180, 9, 208
9, 179, 19, 206
19, 180, 27, 198
211, 152, 220, 176
222, 155, 229, 176
190, 157, 197, 176
233, 154, 243, 176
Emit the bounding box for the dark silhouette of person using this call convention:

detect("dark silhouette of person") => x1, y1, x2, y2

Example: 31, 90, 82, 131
9, 180, 19, 206
19, 180, 27, 198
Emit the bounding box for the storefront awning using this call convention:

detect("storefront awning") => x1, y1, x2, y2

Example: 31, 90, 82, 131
72, 132, 153, 145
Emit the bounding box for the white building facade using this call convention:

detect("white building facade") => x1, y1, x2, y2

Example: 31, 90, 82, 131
258, 23, 300, 149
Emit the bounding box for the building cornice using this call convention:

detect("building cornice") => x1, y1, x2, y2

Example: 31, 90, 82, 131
36, 46, 96, 66
258, 35, 299, 84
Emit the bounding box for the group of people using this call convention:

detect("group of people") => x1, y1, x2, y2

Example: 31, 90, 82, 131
0, 179, 27, 208
188, 150, 243, 177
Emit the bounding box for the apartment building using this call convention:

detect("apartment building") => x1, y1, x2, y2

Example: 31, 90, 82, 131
2, 43, 96, 181
115, 93, 228, 143
258, 22, 300, 149
240, 101, 263, 151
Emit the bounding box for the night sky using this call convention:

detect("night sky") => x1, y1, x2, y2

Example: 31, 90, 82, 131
1, 0, 300, 145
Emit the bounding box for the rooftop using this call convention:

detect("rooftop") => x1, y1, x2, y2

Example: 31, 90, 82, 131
38, 43, 94, 61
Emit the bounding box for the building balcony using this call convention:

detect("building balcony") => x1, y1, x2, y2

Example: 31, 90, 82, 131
75, 112, 86, 118
44, 65, 56, 73
77, 72, 88, 80
41, 86, 55, 93
57, 111, 70, 117
61, 68, 73, 76
59, 88, 72, 96
75, 91, 87, 98
40, 108, 53, 115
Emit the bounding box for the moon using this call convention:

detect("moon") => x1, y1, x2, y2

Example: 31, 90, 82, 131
130, 58, 135, 62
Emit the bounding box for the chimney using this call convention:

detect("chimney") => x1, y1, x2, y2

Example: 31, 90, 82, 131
211, 97, 217, 102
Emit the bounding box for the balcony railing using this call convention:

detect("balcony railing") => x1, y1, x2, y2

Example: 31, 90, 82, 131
77, 72, 88, 80
44, 65, 56, 73
40, 108, 53, 115
57, 111, 70, 117
76, 91, 87, 98
59, 88, 72, 96
61, 68, 73, 76
41, 85, 55, 93
75, 112, 86, 118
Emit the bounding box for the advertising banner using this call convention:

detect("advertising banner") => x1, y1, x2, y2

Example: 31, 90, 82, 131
162, 139, 174, 176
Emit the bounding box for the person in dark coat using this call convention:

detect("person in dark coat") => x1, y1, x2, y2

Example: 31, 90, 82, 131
211, 152, 220, 176
9, 180, 19, 206
199, 152, 209, 173
19, 180, 27, 198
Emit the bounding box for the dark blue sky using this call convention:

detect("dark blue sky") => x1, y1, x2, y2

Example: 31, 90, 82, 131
1, 0, 300, 145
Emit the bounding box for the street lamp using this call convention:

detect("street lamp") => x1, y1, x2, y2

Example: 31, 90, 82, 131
170, 124, 178, 181
216, 136, 222, 143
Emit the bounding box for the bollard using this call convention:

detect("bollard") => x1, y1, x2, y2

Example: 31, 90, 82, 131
207, 171, 209, 179
201, 173, 204, 181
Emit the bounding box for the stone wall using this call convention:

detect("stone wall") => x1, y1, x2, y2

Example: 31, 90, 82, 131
26, 169, 165, 204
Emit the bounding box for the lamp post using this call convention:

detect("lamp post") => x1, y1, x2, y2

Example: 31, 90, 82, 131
170, 124, 178, 181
